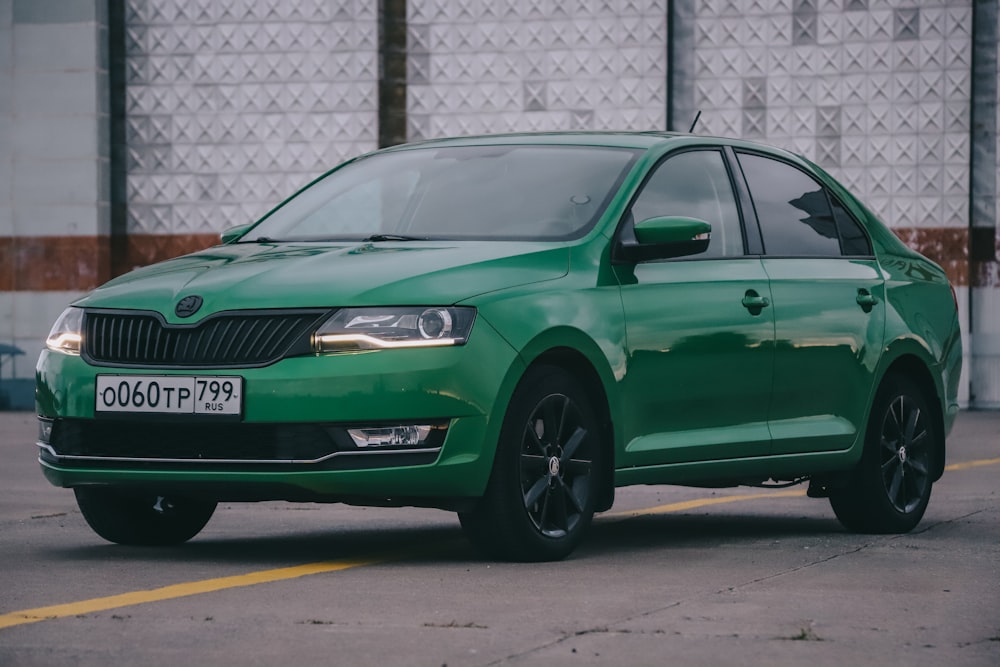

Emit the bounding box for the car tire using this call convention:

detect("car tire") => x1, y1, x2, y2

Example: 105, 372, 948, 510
75, 488, 217, 546
829, 374, 936, 533
459, 365, 601, 562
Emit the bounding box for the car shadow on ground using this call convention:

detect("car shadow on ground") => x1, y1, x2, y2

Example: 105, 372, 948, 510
584, 512, 847, 555
43, 510, 848, 568
45, 522, 464, 567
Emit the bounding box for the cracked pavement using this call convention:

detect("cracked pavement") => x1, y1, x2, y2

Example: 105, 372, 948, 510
1, 410, 998, 666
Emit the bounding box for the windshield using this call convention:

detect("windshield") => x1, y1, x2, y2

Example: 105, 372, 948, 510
241, 144, 640, 242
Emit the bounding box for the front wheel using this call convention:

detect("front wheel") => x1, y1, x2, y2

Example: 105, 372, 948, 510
830, 375, 937, 533
460, 366, 602, 562
75, 488, 217, 546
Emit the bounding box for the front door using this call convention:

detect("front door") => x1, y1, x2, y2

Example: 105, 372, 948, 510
616, 148, 775, 467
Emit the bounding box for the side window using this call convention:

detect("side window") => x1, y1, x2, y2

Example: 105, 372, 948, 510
831, 197, 873, 256
737, 152, 872, 257
628, 150, 744, 258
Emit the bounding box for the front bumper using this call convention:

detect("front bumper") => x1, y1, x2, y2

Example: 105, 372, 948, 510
35, 319, 521, 502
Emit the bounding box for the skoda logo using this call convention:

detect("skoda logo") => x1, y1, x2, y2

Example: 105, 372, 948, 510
548, 457, 560, 476
175, 295, 203, 318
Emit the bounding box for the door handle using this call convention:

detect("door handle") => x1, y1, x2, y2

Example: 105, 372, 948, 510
742, 290, 770, 314
856, 289, 879, 312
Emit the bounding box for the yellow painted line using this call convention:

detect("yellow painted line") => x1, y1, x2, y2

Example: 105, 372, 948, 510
602, 456, 1000, 521
0, 557, 384, 631
945, 456, 1000, 472
603, 488, 808, 519
4, 457, 998, 631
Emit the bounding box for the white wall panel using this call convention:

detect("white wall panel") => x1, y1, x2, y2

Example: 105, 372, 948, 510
686, 0, 971, 231
406, 0, 668, 140
124, 0, 379, 235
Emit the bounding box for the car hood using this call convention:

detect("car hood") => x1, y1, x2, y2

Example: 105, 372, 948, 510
76, 241, 570, 321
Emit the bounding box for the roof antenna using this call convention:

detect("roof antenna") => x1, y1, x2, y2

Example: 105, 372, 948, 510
688, 110, 702, 134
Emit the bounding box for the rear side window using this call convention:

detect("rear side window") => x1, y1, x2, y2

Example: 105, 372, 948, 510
737, 152, 871, 257
831, 197, 872, 256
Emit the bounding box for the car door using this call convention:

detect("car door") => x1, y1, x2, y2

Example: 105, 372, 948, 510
615, 148, 775, 467
735, 151, 885, 454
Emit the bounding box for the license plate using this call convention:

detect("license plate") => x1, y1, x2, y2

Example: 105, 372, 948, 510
96, 375, 243, 416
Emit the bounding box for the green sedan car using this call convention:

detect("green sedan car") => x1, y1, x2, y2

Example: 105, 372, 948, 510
37, 132, 962, 561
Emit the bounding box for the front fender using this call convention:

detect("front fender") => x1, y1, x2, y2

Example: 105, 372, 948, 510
475, 284, 628, 465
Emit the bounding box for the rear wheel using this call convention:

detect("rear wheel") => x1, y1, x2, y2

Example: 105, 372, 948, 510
75, 487, 217, 546
830, 375, 936, 533
460, 366, 601, 561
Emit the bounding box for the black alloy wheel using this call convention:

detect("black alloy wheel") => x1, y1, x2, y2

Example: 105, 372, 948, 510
459, 365, 601, 561
878, 392, 933, 514
830, 374, 937, 533
519, 392, 593, 539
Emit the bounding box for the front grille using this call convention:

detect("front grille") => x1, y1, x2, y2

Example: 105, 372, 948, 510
83, 308, 329, 368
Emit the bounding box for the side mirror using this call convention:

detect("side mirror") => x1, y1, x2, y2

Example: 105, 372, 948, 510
220, 224, 253, 244
615, 216, 712, 263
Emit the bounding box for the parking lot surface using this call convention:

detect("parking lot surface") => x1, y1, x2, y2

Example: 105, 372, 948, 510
1, 410, 998, 666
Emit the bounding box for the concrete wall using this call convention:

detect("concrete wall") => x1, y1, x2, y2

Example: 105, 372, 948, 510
972, 0, 1000, 407
122, 0, 379, 266
0, 0, 381, 409
671, 0, 978, 405
405, 0, 667, 138
403, 0, 991, 405
0, 0, 108, 408
1, 0, 998, 408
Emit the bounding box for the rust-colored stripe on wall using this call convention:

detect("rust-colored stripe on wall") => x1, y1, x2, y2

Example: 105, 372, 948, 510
0, 234, 219, 291
1, 228, 993, 291
0, 236, 111, 291
0, 238, 10, 291
115, 233, 220, 277
893, 227, 1000, 288
892, 227, 969, 289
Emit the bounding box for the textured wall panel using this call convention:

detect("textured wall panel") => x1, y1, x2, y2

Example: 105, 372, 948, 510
124, 0, 379, 235
1, 2, 109, 394
406, 0, 668, 139
970, 0, 999, 407
687, 0, 972, 232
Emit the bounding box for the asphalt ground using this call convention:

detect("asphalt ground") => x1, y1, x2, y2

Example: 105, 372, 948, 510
0, 410, 998, 666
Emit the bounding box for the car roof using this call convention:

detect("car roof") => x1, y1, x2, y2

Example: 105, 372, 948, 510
381, 131, 691, 151
377, 131, 806, 162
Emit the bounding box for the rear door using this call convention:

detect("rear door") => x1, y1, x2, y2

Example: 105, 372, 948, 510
735, 151, 885, 454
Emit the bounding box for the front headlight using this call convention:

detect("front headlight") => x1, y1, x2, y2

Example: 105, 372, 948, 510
45, 307, 84, 355
312, 307, 476, 352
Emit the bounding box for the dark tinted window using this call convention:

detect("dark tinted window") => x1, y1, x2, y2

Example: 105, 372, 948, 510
831, 197, 872, 255
738, 153, 841, 257
628, 150, 744, 258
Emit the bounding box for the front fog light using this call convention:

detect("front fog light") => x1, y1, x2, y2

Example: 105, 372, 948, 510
347, 423, 447, 449
45, 307, 84, 355
38, 418, 53, 444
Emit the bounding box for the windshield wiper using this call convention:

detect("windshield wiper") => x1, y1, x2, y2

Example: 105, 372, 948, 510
361, 234, 425, 242
241, 236, 281, 243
